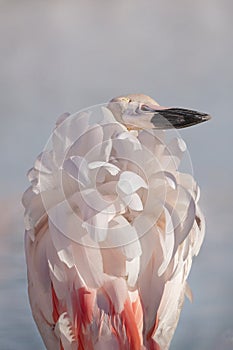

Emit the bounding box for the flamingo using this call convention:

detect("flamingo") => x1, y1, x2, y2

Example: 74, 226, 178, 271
22, 94, 210, 350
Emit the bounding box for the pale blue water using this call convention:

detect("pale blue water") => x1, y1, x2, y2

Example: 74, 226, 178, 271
0, 1, 233, 349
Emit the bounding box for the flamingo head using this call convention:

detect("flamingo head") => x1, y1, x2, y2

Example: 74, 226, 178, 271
108, 93, 211, 130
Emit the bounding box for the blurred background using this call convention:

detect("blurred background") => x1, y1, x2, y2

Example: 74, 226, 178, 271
0, 1, 232, 349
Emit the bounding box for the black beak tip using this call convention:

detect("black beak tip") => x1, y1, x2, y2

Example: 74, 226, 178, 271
196, 112, 212, 126
201, 113, 211, 122
183, 111, 212, 128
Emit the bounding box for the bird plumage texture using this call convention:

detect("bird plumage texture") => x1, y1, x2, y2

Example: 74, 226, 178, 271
23, 98, 205, 350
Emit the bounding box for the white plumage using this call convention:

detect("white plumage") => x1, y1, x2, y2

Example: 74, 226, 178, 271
23, 94, 210, 350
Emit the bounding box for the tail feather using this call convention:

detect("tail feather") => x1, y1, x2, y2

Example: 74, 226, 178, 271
51, 281, 144, 349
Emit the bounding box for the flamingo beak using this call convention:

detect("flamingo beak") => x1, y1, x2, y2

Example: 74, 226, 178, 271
141, 104, 211, 129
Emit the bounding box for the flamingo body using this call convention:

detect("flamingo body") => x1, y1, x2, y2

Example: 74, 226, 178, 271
23, 95, 209, 349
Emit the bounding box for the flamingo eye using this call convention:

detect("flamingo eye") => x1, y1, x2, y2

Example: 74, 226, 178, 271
141, 104, 155, 112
